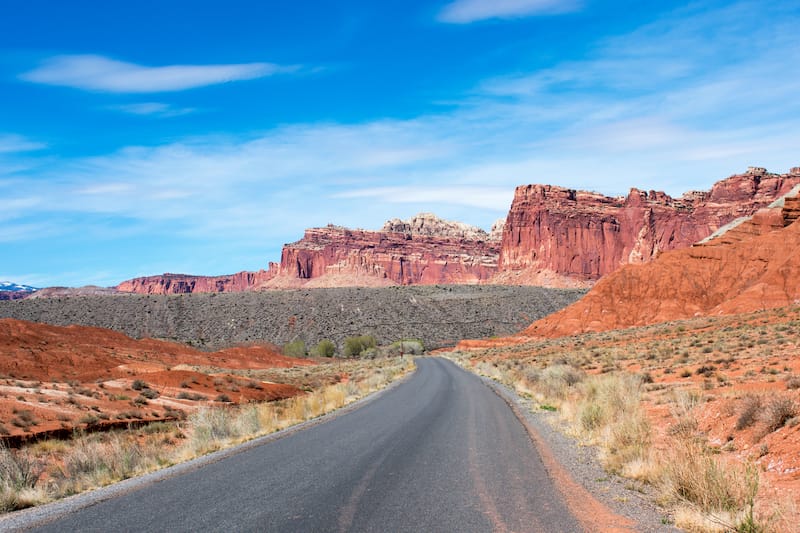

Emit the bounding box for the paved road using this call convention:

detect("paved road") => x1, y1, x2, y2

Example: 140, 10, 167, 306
21, 358, 582, 532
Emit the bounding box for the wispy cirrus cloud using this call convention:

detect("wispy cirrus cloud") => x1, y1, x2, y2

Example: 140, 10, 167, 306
335, 186, 512, 210
20, 55, 298, 93
0, 134, 46, 153
438, 0, 582, 23
109, 102, 196, 117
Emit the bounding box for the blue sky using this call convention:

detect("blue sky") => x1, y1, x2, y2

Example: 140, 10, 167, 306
2, 0, 799, 287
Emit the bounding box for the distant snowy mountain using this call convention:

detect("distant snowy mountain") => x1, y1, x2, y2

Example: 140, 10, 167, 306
0, 282, 39, 293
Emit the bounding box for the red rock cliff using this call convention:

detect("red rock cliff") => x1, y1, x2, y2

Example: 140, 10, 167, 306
497, 168, 800, 285
117, 270, 276, 295
262, 221, 500, 289
521, 185, 800, 338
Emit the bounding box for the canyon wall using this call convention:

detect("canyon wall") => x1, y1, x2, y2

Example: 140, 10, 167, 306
521, 187, 800, 338
497, 167, 800, 286
261, 222, 501, 289
117, 270, 276, 295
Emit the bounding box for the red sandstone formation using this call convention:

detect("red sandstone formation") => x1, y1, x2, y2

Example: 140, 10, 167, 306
520, 186, 800, 338
117, 270, 276, 295
261, 223, 500, 288
498, 167, 800, 286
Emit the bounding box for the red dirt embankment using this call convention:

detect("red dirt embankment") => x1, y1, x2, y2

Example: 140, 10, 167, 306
0, 319, 312, 440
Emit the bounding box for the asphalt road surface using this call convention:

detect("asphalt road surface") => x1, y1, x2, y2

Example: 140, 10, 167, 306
21, 358, 582, 532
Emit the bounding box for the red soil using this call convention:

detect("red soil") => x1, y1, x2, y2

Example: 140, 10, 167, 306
0, 319, 311, 440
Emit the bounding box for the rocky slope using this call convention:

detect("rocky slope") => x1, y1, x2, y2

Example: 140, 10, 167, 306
498, 167, 800, 286
518, 184, 800, 338
0, 286, 584, 350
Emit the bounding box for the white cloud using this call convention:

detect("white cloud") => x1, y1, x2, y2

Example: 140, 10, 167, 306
0, 134, 46, 153
20, 55, 298, 93
438, 0, 582, 23
110, 102, 196, 117
335, 186, 513, 210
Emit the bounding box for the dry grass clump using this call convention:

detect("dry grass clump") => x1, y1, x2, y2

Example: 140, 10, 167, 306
55, 433, 171, 495
577, 374, 651, 475
660, 439, 761, 532
761, 396, 798, 433
0, 442, 46, 512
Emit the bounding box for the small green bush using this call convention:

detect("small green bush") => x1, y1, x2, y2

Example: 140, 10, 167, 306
282, 340, 307, 358
311, 339, 336, 358
386, 339, 425, 356
343, 335, 377, 357
131, 380, 148, 391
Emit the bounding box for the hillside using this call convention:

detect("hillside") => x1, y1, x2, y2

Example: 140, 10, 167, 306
0, 318, 310, 441
519, 186, 800, 338
0, 285, 584, 350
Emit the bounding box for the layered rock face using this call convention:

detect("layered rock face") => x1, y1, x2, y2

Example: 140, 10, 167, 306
522, 185, 800, 338
498, 168, 800, 285
263, 215, 500, 288
117, 270, 275, 295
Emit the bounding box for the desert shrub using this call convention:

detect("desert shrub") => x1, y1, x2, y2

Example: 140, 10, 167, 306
735, 395, 762, 430
140, 388, 159, 400
785, 376, 800, 390
343, 335, 377, 358
61, 434, 152, 489
282, 340, 307, 358
386, 339, 424, 356
177, 391, 207, 401
78, 415, 100, 426
761, 396, 798, 433
0, 442, 43, 492
538, 364, 584, 399
131, 380, 148, 391
0, 442, 45, 512
311, 339, 336, 358
188, 407, 238, 452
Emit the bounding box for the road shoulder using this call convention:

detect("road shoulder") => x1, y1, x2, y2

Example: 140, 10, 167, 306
483, 378, 680, 532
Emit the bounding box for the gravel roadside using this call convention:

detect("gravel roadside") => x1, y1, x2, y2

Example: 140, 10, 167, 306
484, 377, 681, 532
